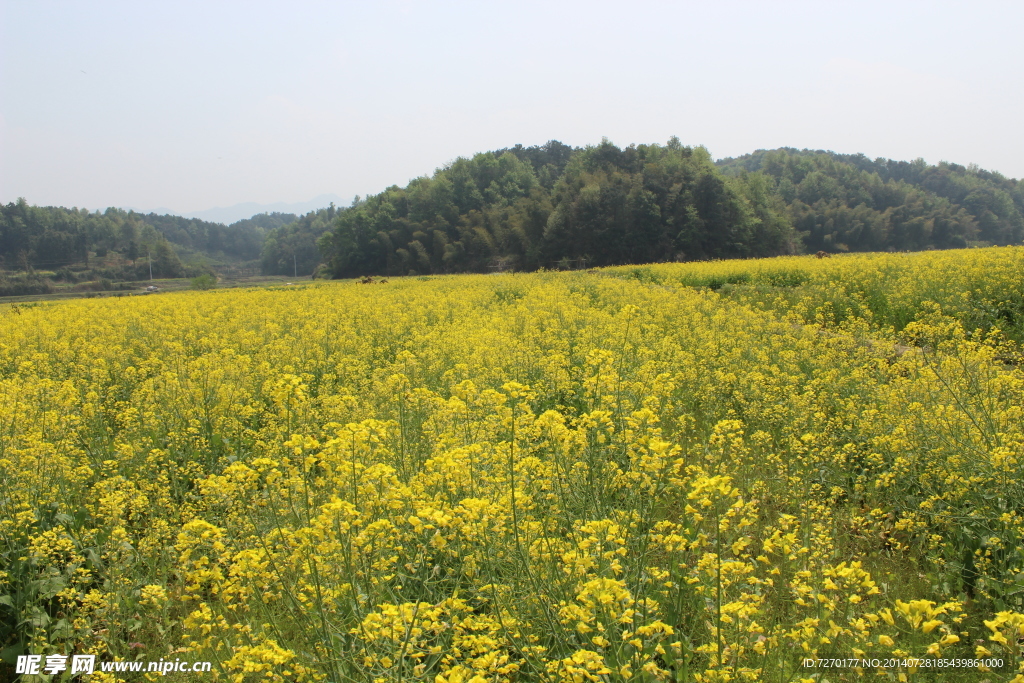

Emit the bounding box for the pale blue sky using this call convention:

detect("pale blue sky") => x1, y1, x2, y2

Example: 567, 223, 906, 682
2, 0, 1022, 219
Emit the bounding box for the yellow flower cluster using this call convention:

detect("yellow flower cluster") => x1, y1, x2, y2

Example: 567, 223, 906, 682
2, 247, 1023, 681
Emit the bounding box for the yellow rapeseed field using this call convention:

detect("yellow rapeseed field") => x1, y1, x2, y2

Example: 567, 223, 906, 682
2, 248, 1024, 682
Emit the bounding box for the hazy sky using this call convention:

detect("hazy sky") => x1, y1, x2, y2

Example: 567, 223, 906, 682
2, 0, 1022, 216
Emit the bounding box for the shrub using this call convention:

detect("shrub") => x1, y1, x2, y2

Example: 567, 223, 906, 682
191, 273, 217, 290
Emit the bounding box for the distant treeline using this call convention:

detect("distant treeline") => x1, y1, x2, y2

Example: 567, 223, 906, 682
5, 141, 1022, 283
317, 141, 1023, 278
260, 205, 339, 276
0, 199, 296, 277
0, 201, 184, 277
141, 211, 294, 261
317, 139, 798, 277
717, 148, 1023, 252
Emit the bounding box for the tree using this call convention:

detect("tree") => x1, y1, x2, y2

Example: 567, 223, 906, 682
152, 238, 184, 277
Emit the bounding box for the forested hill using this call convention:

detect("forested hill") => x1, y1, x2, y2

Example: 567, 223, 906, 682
140, 210, 295, 261
0, 201, 296, 275
318, 139, 797, 277
716, 148, 1023, 251
318, 140, 1023, 278
5, 141, 1022, 285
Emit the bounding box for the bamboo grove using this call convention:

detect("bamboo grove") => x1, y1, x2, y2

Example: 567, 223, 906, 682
315, 142, 1022, 278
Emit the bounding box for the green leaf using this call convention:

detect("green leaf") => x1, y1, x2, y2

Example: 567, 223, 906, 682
0, 641, 26, 664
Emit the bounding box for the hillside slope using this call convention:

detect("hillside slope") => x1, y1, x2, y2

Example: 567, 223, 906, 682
319, 140, 1022, 278
319, 139, 797, 278
717, 148, 1023, 251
